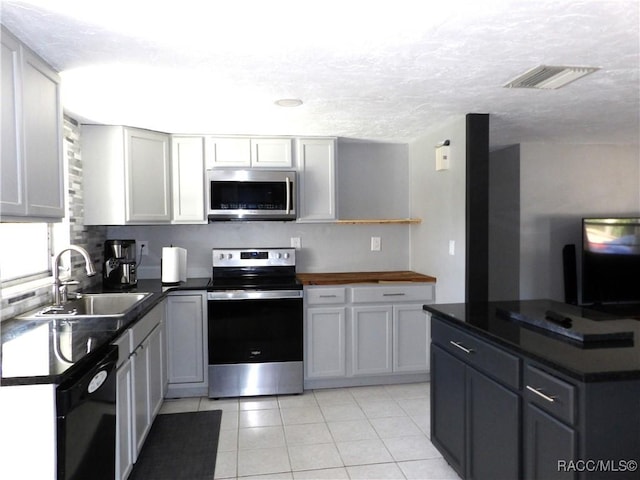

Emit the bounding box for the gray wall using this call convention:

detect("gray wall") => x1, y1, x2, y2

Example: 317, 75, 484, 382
338, 141, 409, 219
408, 116, 468, 303
109, 222, 411, 278
488, 144, 520, 301
489, 142, 640, 302
518, 142, 640, 301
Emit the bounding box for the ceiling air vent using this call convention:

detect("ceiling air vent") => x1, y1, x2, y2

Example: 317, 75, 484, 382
503, 65, 600, 89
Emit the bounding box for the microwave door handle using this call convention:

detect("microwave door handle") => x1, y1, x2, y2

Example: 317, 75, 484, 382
286, 176, 291, 214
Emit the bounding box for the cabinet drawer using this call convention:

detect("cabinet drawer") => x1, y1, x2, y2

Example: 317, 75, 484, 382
351, 284, 434, 304
525, 365, 576, 425
130, 305, 161, 349
432, 317, 520, 389
306, 287, 346, 305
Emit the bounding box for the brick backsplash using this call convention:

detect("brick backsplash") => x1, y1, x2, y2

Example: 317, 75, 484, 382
64, 116, 107, 288
1, 116, 107, 319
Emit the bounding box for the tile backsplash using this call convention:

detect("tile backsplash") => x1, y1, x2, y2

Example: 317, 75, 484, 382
0, 116, 107, 320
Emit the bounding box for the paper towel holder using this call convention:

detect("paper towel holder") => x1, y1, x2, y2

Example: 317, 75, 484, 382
161, 246, 187, 285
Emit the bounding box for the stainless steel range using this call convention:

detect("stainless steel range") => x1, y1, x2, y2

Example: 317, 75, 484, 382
207, 247, 303, 398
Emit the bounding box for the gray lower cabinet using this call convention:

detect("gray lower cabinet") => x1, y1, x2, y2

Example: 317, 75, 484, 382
468, 365, 520, 479
133, 323, 165, 455
431, 344, 519, 479
431, 345, 465, 473
351, 305, 393, 375
304, 283, 434, 389
113, 301, 166, 480
525, 403, 576, 480
431, 314, 640, 480
114, 331, 134, 480
306, 305, 347, 378
523, 363, 577, 479
165, 291, 208, 397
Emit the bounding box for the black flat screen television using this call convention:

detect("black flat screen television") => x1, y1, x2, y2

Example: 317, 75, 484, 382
582, 217, 640, 305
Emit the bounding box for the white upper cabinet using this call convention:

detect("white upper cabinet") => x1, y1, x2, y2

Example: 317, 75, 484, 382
170, 136, 206, 224
126, 128, 171, 223
1, 27, 64, 220
205, 136, 292, 168
1, 31, 23, 216
251, 138, 293, 167
296, 137, 336, 222
83, 125, 171, 225
205, 137, 251, 167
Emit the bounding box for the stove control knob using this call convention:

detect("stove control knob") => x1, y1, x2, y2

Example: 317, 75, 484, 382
219, 253, 225, 260
226, 254, 233, 259
284, 253, 290, 259
275, 253, 282, 259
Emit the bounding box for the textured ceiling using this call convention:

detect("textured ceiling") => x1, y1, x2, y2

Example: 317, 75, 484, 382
1, 0, 638, 146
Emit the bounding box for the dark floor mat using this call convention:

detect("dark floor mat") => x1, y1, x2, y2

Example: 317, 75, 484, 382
129, 410, 222, 480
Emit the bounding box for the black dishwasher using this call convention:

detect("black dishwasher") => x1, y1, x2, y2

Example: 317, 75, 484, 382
56, 345, 118, 480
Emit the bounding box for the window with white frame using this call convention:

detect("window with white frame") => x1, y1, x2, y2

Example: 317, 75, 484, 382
0, 223, 52, 284
0, 220, 70, 286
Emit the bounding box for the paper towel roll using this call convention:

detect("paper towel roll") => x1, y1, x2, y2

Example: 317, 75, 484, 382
162, 247, 187, 284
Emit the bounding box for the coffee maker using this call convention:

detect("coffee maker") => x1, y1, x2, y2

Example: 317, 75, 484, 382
103, 240, 137, 289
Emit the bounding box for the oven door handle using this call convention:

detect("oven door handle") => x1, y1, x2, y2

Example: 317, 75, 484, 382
207, 290, 303, 300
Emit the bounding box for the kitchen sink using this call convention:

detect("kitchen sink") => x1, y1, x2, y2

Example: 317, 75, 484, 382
20, 292, 153, 319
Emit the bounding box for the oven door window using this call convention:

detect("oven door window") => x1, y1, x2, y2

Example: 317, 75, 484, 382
208, 297, 302, 364
210, 181, 288, 210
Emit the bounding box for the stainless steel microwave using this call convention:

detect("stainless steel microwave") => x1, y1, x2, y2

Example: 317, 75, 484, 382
207, 169, 296, 221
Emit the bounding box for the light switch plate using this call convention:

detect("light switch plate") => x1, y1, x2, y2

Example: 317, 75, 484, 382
371, 236, 381, 251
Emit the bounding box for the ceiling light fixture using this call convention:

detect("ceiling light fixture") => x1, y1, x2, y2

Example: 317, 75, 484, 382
503, 65, 600, 90
275, 98, 303, 107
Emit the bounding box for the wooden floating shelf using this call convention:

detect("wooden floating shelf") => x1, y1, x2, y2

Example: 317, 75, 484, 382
335, 218, 422, 225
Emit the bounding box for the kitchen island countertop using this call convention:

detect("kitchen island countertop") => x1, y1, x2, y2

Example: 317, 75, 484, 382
424, 299, 640, 382
297, 270, 436, 285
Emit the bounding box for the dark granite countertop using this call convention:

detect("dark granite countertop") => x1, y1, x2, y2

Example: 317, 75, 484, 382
0, 278, 210, 386
424, 299, 640, 382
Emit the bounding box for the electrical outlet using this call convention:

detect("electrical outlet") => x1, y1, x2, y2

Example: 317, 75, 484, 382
290, 237, 301, 249
139, 240, 149, 256
371, 236, 381, 251
448, 240, 455, 256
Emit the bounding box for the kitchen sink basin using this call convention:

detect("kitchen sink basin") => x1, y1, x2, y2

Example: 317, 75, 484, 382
21, 292, 153, 319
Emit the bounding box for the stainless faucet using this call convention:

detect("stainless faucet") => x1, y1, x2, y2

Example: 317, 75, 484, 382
53, 245, 97, 306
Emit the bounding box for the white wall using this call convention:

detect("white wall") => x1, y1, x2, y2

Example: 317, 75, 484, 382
408, 116, 467, 303
518, 142, 640, 300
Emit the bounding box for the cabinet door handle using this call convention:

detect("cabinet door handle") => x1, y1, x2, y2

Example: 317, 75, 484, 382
449, 340, 474, 354
526, 385, 556, 403
383, 293, 406, 297
319, 294, 337, 298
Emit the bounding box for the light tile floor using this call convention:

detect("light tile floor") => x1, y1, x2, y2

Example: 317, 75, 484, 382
158, 382, 460, 480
